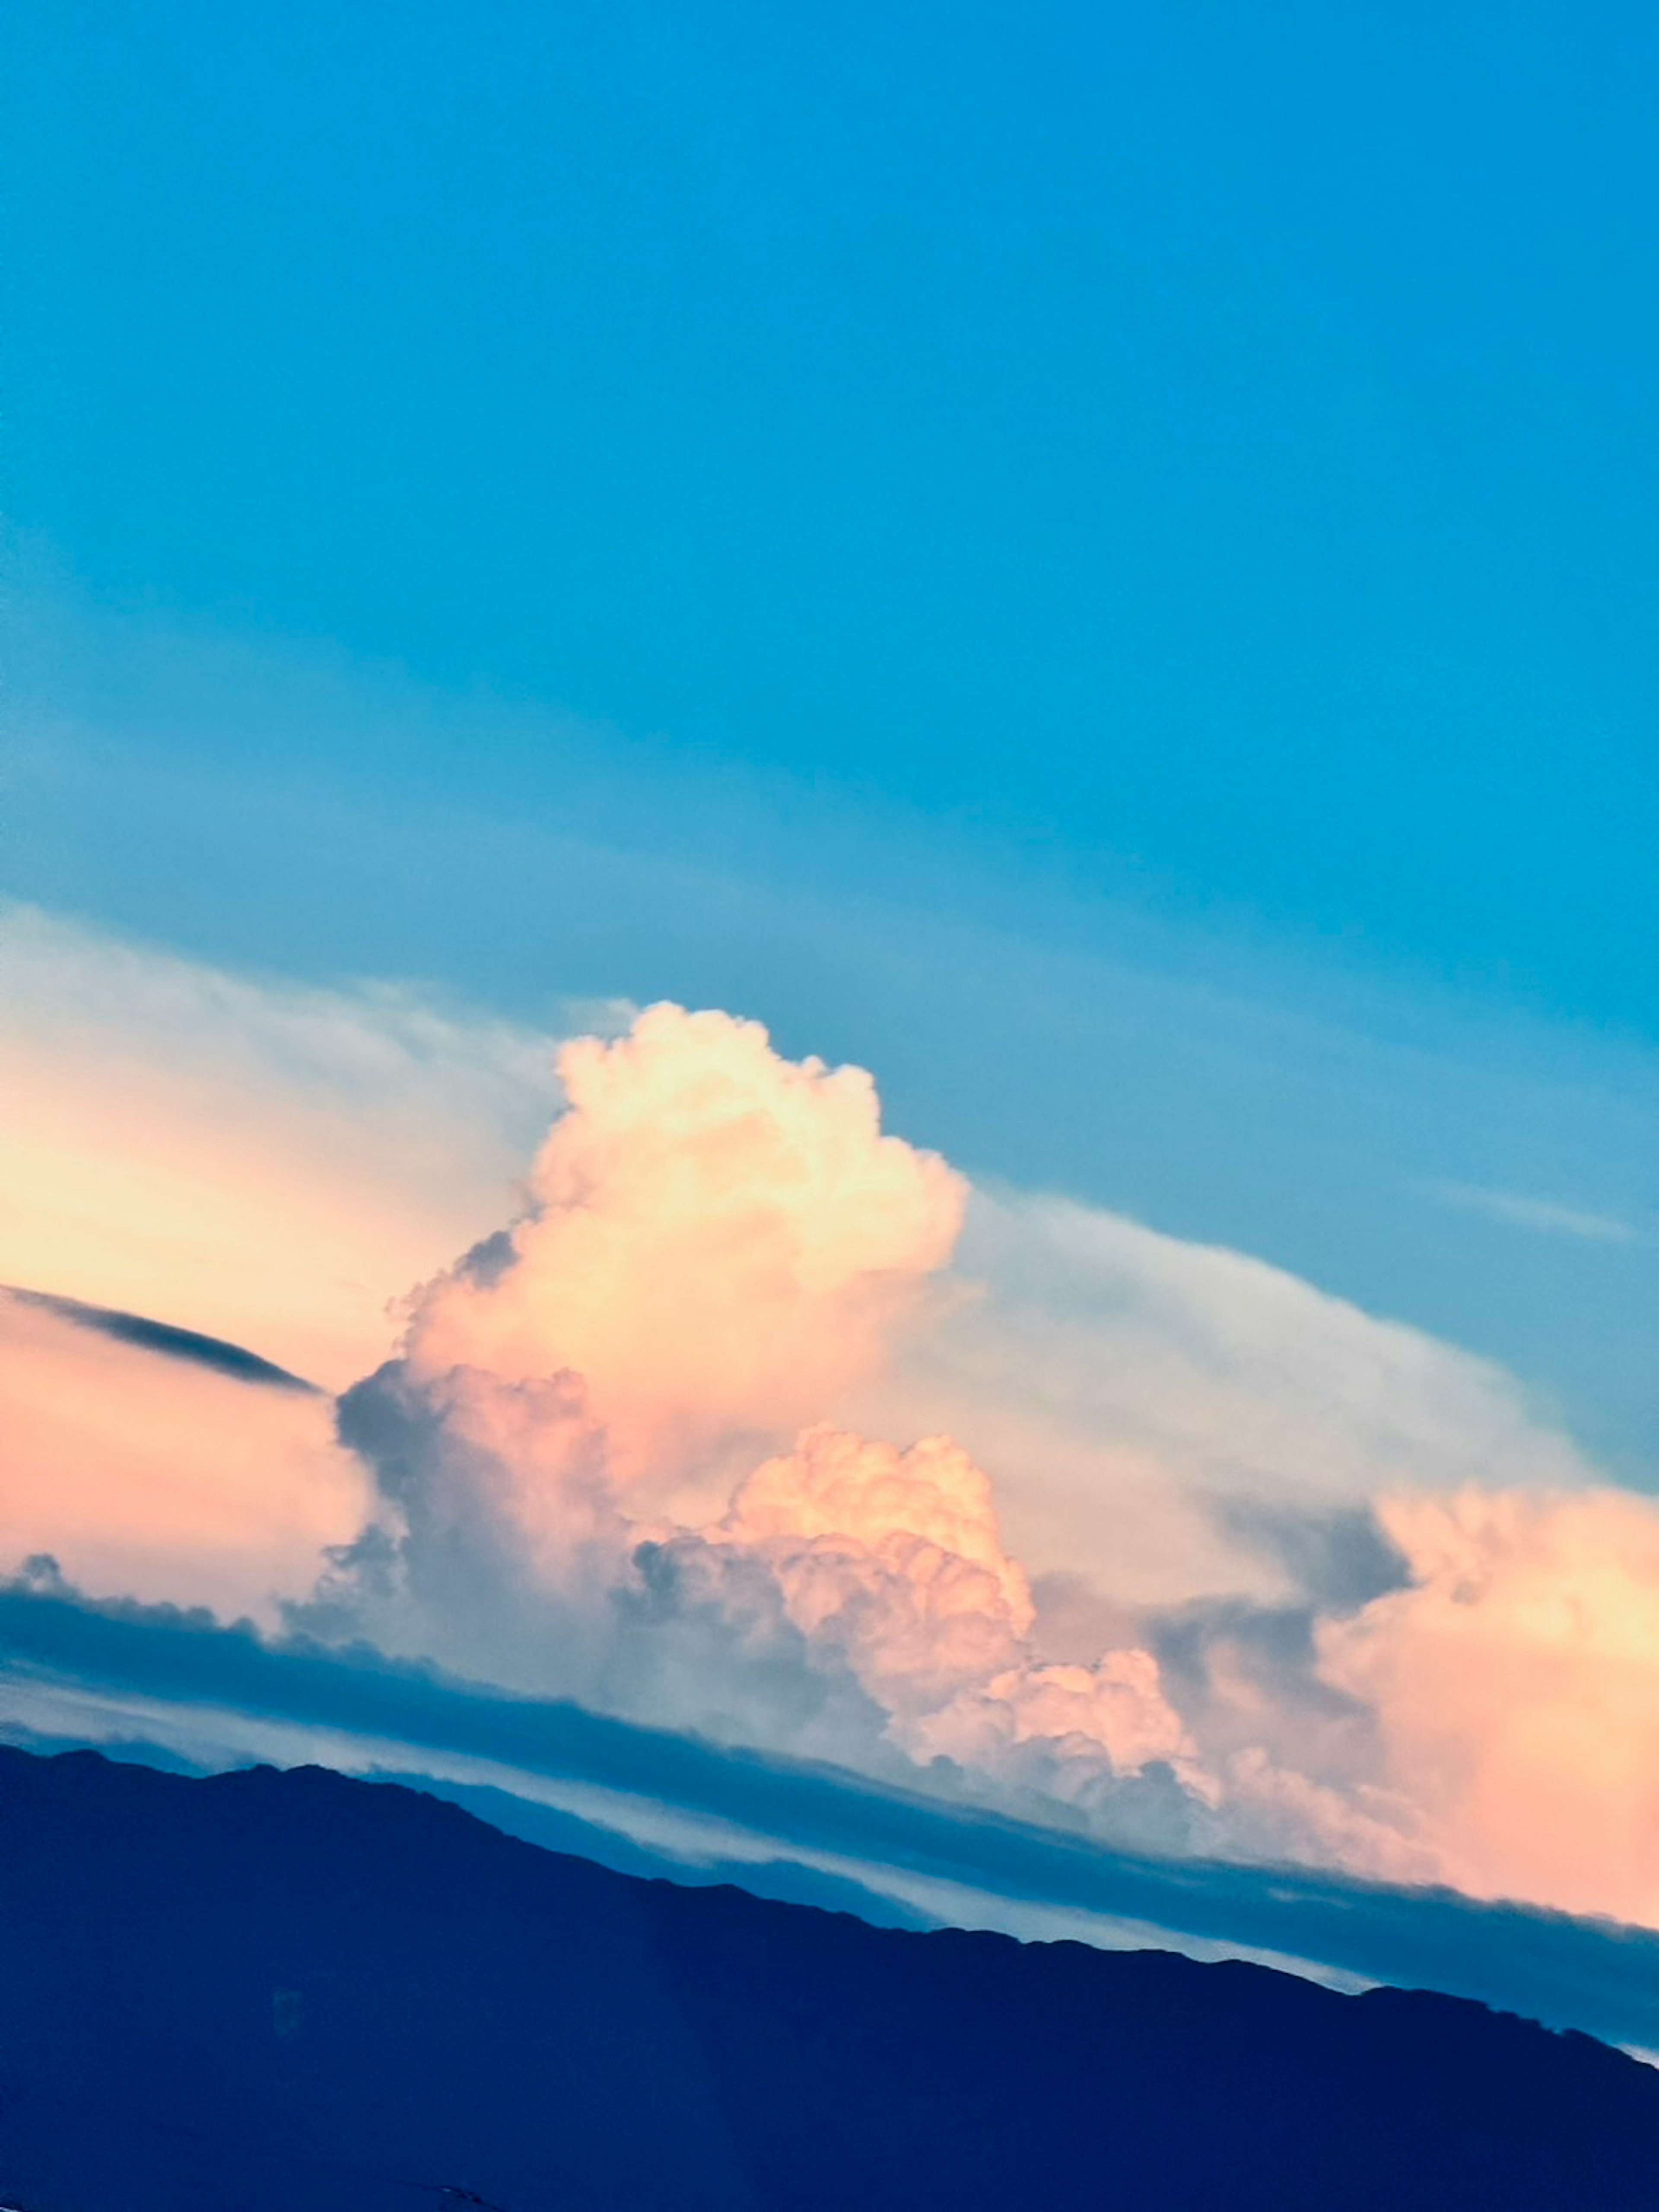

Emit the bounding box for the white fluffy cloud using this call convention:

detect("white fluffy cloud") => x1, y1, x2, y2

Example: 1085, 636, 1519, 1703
716, 1425, 1192, 1788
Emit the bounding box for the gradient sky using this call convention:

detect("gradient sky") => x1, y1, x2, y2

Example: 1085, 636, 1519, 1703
3, 0, 1659, 2001
6, 0, 1658, 1022
4, 1, 1657, 1476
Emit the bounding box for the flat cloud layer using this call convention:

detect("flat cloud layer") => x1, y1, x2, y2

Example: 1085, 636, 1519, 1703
5, 1583, 1659, 2061
857, 1186, 1598, 1607
3, 910, 1655, 1927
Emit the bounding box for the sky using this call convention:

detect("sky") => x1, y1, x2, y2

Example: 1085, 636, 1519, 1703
6, 0, 1658, 1025
2, 0, 1657, 2035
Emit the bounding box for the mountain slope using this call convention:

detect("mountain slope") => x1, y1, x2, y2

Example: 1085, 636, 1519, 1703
0, 1746, 1654, 2210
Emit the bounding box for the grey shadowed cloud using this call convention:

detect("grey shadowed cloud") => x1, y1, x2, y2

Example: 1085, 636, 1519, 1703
3, 1578, 1659, 2059
1, 1286, 320, 1393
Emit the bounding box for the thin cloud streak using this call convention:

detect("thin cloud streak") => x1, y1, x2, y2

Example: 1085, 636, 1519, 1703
5, 1286, 320, 1393
1427, 1181, 1640, 1244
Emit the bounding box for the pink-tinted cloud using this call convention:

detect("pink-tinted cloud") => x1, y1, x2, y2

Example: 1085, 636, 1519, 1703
725, 1425, 1034, 1633
0, 1292, 369, 1622
1313, 1487, 1659, 1924
8, 925, 1655, 1927
405, 1005, 966, 1502
712, 1425, 1191, 1789
324, 1002, 1659, 1916
328, 1011, 1191, 1825
0, 904, 558, 1390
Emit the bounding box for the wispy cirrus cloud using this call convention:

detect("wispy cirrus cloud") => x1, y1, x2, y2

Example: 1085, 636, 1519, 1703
1427, 1180, 1641, 1244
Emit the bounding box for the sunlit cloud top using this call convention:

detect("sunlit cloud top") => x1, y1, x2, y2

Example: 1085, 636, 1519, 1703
6, 911, 1658, 1934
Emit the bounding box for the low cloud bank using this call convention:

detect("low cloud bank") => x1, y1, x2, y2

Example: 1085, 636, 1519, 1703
4, 1580, 1659, 2059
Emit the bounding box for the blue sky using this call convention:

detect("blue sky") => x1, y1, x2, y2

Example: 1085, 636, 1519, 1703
5, 0, 1657, 1028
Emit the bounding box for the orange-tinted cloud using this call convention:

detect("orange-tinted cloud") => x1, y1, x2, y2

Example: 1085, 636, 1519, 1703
405, 1005, 966, 1502
0, 1292, 369, 1622
337, 1012, 1188, 1814
1313, 1487, 1659, 1924
8, 917, 1654, 1926
334, 998, 1659, 1913
0, 904, 558, 1390
718, 1424, 1194, 1795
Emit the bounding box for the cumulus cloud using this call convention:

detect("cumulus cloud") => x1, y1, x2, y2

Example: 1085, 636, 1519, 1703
1317, 1488, 1659, 1924
8, 921, 1656, 1927
304, 1001, 1659, 1918
714, 1426, 1197, 1807
311, 1009, 1193, 1837
403, 1004, 965, 1502
1099, 1481, 1659, 1924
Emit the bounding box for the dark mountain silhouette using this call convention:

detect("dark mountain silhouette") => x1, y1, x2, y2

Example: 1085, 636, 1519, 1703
1, 1747, 1655, 2211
